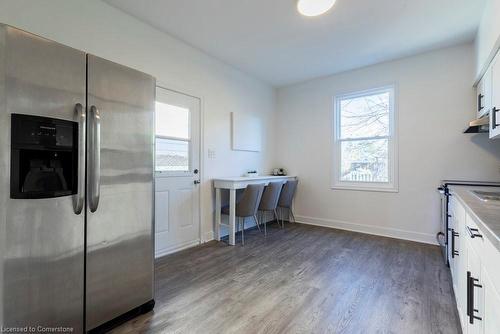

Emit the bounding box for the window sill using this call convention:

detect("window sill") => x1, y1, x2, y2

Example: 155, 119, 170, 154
331, 184, 399, 193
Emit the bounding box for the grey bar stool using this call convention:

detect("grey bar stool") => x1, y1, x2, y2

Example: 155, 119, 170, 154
258, 181, 284, 236
221, 183, 265, 245
277, 180, 298, 227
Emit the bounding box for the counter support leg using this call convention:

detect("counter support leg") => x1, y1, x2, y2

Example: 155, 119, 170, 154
229, 189, 236, 246
215, 188, 221, 241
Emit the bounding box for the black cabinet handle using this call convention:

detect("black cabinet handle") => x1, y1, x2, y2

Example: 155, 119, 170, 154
466, 226, 483, 239
451, 229, 459, 258
467, 271, 471, 318
493, 107, 499, 129
467, 271, 483, 324
478, 94, 484, 112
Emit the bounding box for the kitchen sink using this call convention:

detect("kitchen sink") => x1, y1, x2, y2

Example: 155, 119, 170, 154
471, 190, 500, 201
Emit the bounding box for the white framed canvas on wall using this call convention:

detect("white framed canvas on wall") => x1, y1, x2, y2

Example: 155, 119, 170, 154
231, 112, 262, 152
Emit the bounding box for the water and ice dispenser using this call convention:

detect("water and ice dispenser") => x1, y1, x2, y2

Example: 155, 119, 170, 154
10, 114, 78, 199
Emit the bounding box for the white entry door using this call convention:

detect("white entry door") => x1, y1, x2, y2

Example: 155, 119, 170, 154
154, 87, 201, 257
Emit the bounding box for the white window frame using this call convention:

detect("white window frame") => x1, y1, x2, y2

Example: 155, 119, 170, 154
332, 85, 398, 192
154, 100, 193, 177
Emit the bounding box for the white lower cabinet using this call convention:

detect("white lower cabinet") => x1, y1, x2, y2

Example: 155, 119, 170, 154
457, 215, 469, 330
466, 241, 483, 334
482, 268, 500, 334
450, 196, 469, 328
449, 197, 500, 334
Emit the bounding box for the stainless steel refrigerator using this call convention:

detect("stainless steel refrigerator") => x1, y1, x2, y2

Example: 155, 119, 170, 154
0, 24, 155, 332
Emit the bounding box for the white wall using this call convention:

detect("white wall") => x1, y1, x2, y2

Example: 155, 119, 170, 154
1, 1, 497, 248
276, 44, 500, 244
475, 0, 500, 77
0, 0, 276, 242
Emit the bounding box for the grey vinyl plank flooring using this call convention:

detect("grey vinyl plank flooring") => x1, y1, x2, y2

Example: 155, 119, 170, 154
110, 223, 461, 334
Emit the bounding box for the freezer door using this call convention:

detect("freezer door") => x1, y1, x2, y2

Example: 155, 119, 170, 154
0, 25, 86, 331
86, 55, 155, 330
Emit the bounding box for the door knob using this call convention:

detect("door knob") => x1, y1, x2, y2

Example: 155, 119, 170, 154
194, 180, 201, 185
194, 169, 199, 174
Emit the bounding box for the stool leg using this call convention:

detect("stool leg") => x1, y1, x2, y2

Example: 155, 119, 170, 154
255, 212, 261, 232
264, 218, 267, 237
253, 214, 261, 237
258, 211, 263, 233
241, 217, 245, 245
274, 209, 279, 229
280, 208, 284, 228
290, 208, 296, 223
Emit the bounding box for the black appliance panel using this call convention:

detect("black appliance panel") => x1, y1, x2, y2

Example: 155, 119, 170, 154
10, 114, 78, 199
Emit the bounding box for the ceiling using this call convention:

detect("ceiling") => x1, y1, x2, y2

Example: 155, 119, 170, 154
104, 0, 486, 87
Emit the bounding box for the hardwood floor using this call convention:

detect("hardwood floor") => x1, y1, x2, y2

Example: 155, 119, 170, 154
111, 223, 461, 334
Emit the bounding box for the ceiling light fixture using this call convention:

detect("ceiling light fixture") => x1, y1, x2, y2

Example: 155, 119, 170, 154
297, 0, 336, 17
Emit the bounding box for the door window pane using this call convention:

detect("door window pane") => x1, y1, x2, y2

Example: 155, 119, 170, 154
155, 100, 191, 173
155, 138, 189, 172
340, 139, 389, 183
155, 102, 190, 139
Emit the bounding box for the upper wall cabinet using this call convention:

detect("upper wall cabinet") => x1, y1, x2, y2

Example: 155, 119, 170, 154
477, 67, 492, 119
490, 53, 500, 139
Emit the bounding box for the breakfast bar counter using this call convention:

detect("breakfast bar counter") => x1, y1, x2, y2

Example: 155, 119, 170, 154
214, 175, 297, 245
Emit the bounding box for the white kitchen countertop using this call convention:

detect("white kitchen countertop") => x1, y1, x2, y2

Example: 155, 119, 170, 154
449, 185, 500, 251
213, 175, 296, 182
213, 175, 297, 190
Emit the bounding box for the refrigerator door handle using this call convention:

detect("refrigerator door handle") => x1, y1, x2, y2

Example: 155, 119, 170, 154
74, 103, 86, 215
89, 105, 101, 213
